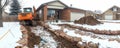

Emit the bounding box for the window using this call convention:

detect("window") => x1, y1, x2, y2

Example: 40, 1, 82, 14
47, 10, 55, 17
24, 8, 32, 12
113, 7, 117, 11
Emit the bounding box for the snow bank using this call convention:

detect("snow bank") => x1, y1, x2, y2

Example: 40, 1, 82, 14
51, 20, 120, 31
52, 20, 120, 31
64, 28, 120, 48
69, 22, 120, 31
0, 22, 22, 48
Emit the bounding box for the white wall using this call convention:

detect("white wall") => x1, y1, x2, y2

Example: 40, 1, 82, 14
105, 14, 113, 20
48, 2, 65, 7
47, 6, 65, 9
47, 2, 65, 9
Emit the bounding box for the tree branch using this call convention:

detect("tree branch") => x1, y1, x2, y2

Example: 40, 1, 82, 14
1, 0, 9, 9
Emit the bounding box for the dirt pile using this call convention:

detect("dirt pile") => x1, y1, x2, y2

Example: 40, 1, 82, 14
24, 26, 40, 48
74, 16, 101, 25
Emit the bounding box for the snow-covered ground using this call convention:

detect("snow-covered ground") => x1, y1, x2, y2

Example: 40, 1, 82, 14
64, 28, 120, 48
49, 24, 61, 30
0, 22, 22, 48
1, 21, 118, 48
48, 21, 120, 48
70, 22, 120, 31
49, 21, 120, 31
31, 26, 57, 48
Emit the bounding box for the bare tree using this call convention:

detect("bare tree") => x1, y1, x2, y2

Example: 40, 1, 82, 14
0, 0, 9, 27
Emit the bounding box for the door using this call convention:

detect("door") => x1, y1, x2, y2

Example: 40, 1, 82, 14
70, 12, 85, 21
116, 14, 120, 20
105, 14, 113, 20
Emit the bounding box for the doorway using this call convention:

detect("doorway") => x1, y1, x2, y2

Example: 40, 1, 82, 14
47, 9, 62, 21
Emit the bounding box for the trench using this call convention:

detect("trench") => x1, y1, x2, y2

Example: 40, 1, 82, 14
31, 25, 79, 48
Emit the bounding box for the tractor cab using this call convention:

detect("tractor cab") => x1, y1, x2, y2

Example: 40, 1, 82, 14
18, 7, 37, 26
18, 7, 33, 20
23, 8, 32, 13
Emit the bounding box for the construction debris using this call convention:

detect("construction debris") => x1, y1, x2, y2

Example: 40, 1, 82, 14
74, 16, 102, 25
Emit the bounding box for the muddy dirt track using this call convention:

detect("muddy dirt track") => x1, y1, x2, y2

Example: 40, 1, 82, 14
46, 29, 79, 48
24, 26, 79, 48
39, 26, 79, 48
17, 21, 99, 48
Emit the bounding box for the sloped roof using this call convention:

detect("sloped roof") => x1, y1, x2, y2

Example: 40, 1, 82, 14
103, 5, 120, 14
36, 0, 87, 13
67, 7, 86, 13
36, 0, 69, 11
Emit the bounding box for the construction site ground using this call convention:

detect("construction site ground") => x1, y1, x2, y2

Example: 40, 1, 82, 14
17, 20, 120, 48
1, 20, 120, 48
31, 26, 79, 48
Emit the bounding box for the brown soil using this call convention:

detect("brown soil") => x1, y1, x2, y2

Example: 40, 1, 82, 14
43, 28, 79, 48
74, 16, 102, 25
51, 32, 79, 48
24, 26, 40, 48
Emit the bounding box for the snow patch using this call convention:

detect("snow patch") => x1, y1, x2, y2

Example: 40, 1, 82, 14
51, 20, 120, 31
64, 28, 120, 48
0, 22, 22, 48
32, 26, 57, 48
49, 24, 61, 30
69, 22, 120, 31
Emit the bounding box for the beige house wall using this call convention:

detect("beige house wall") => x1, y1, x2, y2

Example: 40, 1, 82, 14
103, 10, 117, 20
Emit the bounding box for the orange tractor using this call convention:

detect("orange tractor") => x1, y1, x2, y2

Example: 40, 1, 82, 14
18, 7, 38, 26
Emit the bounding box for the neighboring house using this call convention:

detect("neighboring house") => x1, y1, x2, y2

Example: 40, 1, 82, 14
36, 0, 86, 22
102, 6, 120, 20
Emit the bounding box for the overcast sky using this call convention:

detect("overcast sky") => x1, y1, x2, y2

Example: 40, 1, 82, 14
5, 0, 120, 13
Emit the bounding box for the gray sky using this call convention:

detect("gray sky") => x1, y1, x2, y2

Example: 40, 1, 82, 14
6, 0, 120, 13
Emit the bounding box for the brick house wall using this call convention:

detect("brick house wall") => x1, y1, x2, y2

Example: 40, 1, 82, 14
70, 8, 85, 13
36, 0, 87, 21
43, 5, 48, 22
61, 8, 71, 21
41, 7, 86, 21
